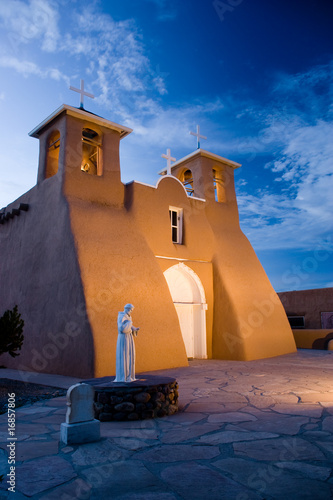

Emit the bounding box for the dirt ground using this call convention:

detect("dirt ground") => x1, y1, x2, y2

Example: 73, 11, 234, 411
0, 378, 66, 414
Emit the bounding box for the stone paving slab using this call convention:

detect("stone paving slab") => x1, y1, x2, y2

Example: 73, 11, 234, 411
197, 429, 279, 444
213, 457, 332, 500
101, 424, 160, 440
246, 394, 276, 408
15, 406, 53, 417
16, 455, 77, 496
109, 437, 156, 451
233, 436, 326, 461
300, 393, 333, 403
161, 412, 206, 425
70, 439, 130, 466
0, 422, 50, 437
113, 493, 178, 500
44, 398, 67, 407
132, 444, 221, 462
316, 441, 333, 456
0, 432, 30, 443
275, 461, 331, 481
322, 415, 333, 432
271, 403, 324, 418
236, 414, 310, 435
0, 350, 333, 499
81, 461, 167, 498
38, 478, 92, 499
0, 448, 8, 477
31, 414, 67, 424
160, 423, 222, 443
321, 402, 333, 415
15, 440, 59, 461
160, 462, 263, 500
185, 401, 237, 412
207, 411, 257, 423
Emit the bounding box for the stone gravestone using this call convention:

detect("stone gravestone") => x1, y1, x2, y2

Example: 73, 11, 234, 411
60, 383, 100, 445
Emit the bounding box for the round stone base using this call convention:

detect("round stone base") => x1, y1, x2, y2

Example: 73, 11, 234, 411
84, 374, 178, 421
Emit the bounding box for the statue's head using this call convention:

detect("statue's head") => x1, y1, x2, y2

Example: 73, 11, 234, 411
124, 303, 134, 313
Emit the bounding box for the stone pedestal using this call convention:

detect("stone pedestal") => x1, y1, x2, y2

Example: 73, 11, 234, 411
84, 374, 179, 422
60, 419, 100, 445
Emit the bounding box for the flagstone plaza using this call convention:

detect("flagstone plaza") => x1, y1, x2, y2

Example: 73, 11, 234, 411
1, 349, 333, 499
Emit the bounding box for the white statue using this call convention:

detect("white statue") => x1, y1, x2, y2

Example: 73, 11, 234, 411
114, 304, 140, 383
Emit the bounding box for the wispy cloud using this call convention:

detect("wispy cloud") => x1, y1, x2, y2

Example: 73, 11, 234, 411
141, 0, 178, 21
58, 4, 171, 120
1, 0, 331, 258
0, 0, 59, 52
0, 1, 165, 107
273, 62, 333, 118
0, 56, 69, 83
237, 63, 333, 251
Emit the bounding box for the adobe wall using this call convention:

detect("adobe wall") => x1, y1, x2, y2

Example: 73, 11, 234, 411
65, 196, 188, 377
0, 105, 297, 377
125, 165, 296, 362
211, 226, 296, 360
60, 115, 189, 377
125, 177, 215, 354
292, 329, 333, 349
0, 176, 95, 378
0, 109, 188, 379
278, 288, 333, 329
125, 177, 215, 261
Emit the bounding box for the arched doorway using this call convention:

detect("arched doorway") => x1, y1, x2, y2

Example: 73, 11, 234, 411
164, 263, 207, 359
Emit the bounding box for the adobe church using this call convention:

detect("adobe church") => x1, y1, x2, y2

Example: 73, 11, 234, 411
0, 101, 296, 378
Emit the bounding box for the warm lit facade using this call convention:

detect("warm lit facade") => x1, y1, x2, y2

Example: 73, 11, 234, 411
0, 105, 296, 378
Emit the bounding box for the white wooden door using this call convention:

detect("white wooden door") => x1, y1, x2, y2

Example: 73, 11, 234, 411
175, 303, 194, 358
164, 263, 207, 359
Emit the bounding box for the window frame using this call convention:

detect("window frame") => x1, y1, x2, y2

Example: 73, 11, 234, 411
287, 316, 305, 329
169, 206, 183, 244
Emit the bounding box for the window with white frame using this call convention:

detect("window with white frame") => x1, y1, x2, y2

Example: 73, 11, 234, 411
169, 207, 183, 244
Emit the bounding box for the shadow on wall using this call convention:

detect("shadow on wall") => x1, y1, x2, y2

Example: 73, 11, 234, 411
312, 332, 333, 350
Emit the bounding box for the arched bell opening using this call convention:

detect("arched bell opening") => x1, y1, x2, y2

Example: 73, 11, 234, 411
45, 130, 60, 179
212, 168, 226, 203
81, 128, 102, 176
182, 169, 194, 196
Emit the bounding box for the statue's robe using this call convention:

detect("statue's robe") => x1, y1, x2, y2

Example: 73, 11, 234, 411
114, 312, 136, 382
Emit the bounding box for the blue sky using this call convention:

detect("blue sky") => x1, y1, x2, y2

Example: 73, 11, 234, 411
0, 0, 332, 292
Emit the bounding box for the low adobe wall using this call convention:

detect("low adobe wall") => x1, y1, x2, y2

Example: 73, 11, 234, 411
292, 329, 333, 350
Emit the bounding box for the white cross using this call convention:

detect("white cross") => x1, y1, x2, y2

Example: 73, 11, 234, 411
190, 124, 207, 149
69, 79, 95, 109
161, 148, 176, 175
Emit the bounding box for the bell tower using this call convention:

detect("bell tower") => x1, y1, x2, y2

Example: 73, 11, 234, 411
29, 105, 132, 205
160, 148, 241, 204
